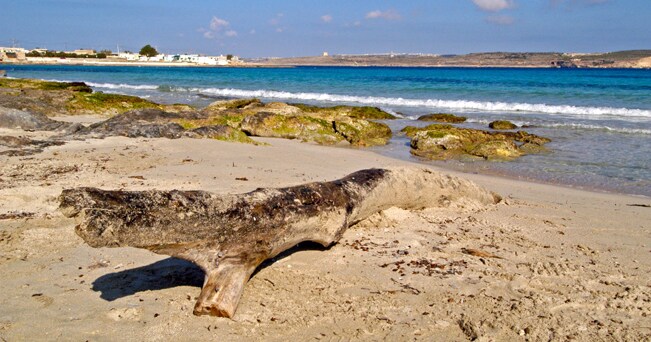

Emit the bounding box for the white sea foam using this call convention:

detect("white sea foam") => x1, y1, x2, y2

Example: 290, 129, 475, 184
465, 118, 651, 135
87, 82, 158, 90
39, 80, 651, 120
541, 123, 651, 135
190, 87, 651, 119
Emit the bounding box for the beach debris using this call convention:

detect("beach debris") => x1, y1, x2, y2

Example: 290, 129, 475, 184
461, 247, 503, 259
0, 135, 66, 156
489, 120, 518, 130
59, 167, 500, 318
627, 203, 650, 208
402, 124, 550, 161
0, 211, 36, 220
417, 113, 467, 123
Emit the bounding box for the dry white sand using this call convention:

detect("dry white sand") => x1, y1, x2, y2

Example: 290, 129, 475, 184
0, 132, 649, 341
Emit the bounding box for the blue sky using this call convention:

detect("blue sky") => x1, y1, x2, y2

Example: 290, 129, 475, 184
2, 0, 649, 57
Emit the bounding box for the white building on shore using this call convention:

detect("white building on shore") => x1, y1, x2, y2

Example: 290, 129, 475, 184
0, 47, 27, 61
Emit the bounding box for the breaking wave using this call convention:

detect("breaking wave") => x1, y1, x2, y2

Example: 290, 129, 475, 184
76, 81, 651, 119
87, 82, 158, 90
465, 118, 651, 135
192, 87, 651, 119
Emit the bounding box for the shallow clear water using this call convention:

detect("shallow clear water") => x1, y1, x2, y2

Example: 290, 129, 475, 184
4, 64, 651, 196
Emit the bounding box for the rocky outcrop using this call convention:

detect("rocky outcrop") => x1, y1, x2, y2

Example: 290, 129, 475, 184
418, 113, 467, 123
186, 125, 257, 144
1, 79, 394, 148
74, 108, 188, 139
59, 167, 501, 318
489, 120, 517, 130
72, 108, 257, 144
239, 112, 393, 147
66, 92, 161, 116
241, 112, 346, 145
0, 78, 167, 117
0, 106, 79, 131
289, 103, 396, 120
333, 118, 392, 147
403, 124, 550, 161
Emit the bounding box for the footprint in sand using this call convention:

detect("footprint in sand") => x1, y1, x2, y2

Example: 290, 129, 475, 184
31, 293, 54, 307
106, 307, 143, 321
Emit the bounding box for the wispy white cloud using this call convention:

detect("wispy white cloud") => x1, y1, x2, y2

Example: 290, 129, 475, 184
321, 14, 333, 23
269, 13, 286, 33
202, 16, 236, 40
365, 9, 401, 21
209, 17, 229, 31
486, 15, 515, 25
471, 0, 514, 12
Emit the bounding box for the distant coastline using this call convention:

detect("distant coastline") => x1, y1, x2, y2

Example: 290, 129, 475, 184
2, 50, 651, 69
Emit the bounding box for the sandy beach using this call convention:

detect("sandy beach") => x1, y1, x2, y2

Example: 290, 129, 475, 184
1, 119, 649, 340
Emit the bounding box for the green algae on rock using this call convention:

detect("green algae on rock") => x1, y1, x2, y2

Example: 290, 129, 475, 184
0, 78, 92, 92
333, 118, 392, 147
290, 103, 396, 120
66, 92, 161, 116
187, 125, 258, 145
489, 120, 518, 130
0, 78, 164, 116
417, 113, 467, 123
241, 112, 347, 145
402, 124, 550, 161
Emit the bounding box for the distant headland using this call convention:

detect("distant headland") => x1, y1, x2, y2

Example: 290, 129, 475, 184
2, 46, 650, 68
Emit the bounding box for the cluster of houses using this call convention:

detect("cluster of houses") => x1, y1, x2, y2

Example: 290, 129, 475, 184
114, 52, 239, 66
0, 47, 241, 66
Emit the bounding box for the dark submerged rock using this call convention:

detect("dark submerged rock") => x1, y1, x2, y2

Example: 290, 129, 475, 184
417, 113, 467, 123
489, 120, 518, 130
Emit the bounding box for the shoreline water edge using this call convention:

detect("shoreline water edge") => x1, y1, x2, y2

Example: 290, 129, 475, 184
3, 65, 649, 197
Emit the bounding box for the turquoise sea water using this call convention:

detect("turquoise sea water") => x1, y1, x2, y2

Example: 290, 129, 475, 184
4, 65, 651, 196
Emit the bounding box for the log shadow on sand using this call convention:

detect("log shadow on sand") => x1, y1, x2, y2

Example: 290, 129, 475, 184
92, 242, 329, 302
92, 258, 204, 301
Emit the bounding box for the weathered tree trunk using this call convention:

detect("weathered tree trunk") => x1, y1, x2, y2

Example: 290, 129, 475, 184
59, 167, 500, 318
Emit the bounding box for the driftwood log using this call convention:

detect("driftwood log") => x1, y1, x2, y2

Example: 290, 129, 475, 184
59, 167, 500, 318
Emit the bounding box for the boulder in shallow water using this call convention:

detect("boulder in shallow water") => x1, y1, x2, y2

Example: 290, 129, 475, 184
470, 140, 522, 160
417, 113, 467, 123
489, 120, 518, 130
403, 123, 549, 161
